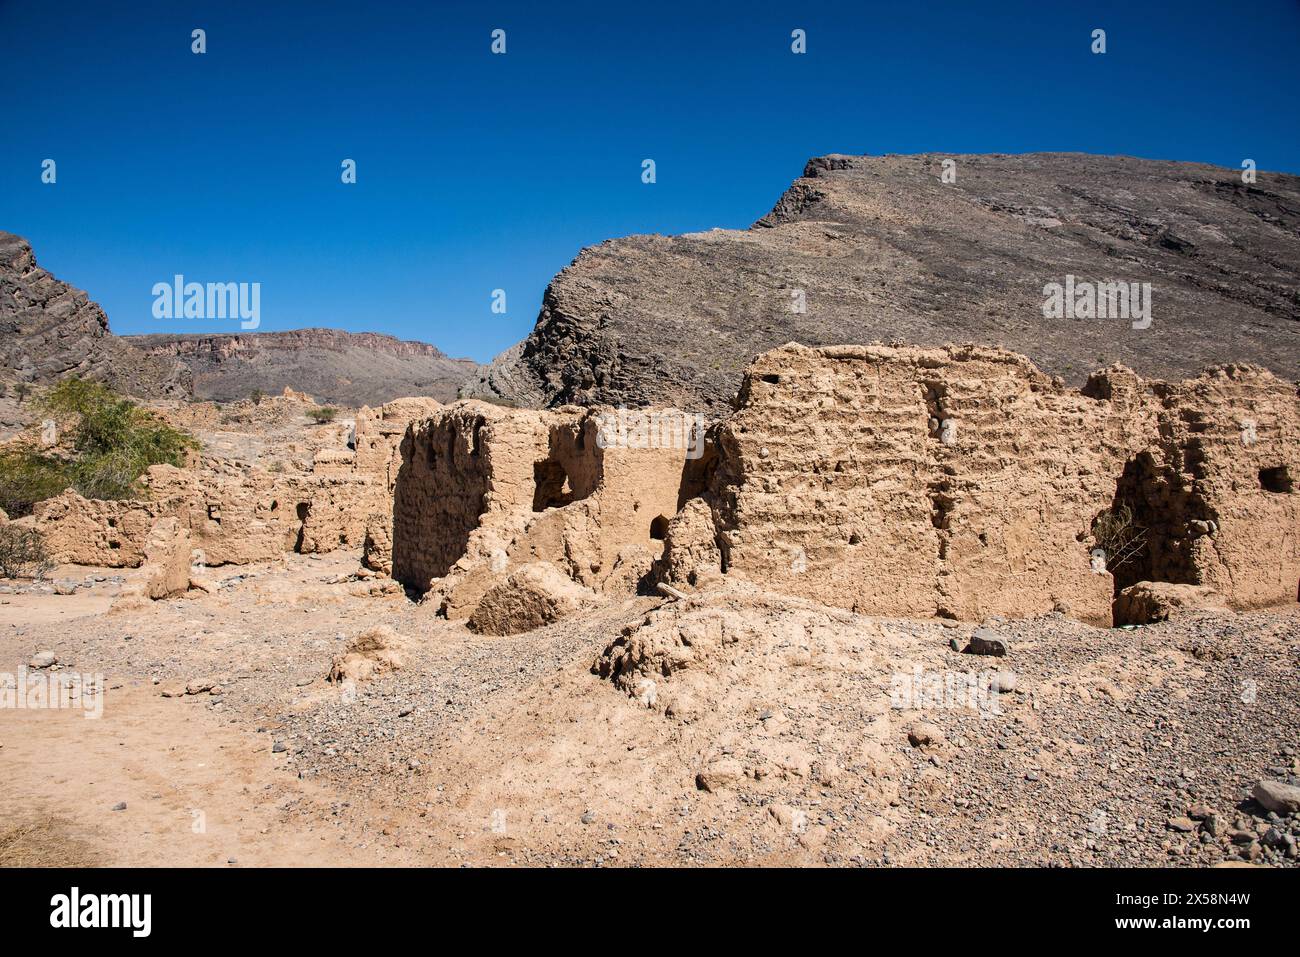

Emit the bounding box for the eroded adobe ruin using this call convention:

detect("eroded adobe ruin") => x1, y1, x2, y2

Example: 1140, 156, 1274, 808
661, 344, 1298, 624
17, 342, 1293, 628
22, 397, 441, 572
388, 401, 696, 631
392, 344, 1298, 629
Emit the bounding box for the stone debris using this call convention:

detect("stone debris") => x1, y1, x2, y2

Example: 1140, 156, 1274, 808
1253, 780, 1300, 816
467, 562, 601, 637
327, 625, 409, 683
1113, 582, 1231, 626
966, 627, 1009, 657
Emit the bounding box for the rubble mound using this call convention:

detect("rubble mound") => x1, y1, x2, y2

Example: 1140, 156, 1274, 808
591, 583, 909, 801
327, 625, 409, 683
467, 561, 600, 636
1114, 581, 1231, 625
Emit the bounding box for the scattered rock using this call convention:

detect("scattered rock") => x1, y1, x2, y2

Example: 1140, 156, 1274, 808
965, 627, 1008, 657
990, 670, 1017, 693
1253, 780, 1300, 816
696, 758, 745, 792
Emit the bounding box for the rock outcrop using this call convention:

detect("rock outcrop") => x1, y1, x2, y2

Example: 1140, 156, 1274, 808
0, 232, 191, 397
126, 329, 479, 406
468, 153, 1300, 413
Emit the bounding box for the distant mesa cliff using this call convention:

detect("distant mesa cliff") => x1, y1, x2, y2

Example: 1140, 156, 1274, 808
126, 329, 480, 406
464, 152, 1300, 412
0, 229, 477, 407
0, 231, 191, 398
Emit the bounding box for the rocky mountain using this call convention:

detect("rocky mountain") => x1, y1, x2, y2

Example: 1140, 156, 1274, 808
0, 231, 191, 397
126, 329, 480, 406
465, 152, 1300, 412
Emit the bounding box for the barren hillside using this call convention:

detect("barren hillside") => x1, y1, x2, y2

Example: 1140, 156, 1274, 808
125, 330, 480, 406
467, 153, 1300, 412
0, 232, 190, 398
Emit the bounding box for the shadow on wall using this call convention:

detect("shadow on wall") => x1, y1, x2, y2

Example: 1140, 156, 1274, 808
532, 420, 602, 512
1098, 451, 1202, 596
390, 413, 493, 593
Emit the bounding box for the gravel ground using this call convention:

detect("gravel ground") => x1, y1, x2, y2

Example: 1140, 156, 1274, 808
3, 554, 1297, 867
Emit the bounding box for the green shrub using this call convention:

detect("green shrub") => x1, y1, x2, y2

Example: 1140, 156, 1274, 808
0, 449, 70, 518
307, 406, 338, 424
0, 525, 52, 580
0, 378, 202, 509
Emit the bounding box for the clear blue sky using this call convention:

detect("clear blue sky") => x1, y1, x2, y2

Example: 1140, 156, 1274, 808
2, 0, 1297, 362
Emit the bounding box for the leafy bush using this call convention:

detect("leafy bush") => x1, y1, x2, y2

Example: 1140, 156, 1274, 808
0, 378, 199, 515
0, 525, 52, 580
307, 406, 338, 424
0, 449, 70, 518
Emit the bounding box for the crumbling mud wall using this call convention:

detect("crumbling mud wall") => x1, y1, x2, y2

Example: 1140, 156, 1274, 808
662, 344, 1298, 623
1137, 365, 1299, 608
390, 403, 520, 590
390, 401, 697, 627
354, 398, 445, 492
26, 492, 160, 567
31, 398, 440, 569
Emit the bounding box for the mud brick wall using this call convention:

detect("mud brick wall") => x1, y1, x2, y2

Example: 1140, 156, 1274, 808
687, 344, 1299, 622
391, 403, 546, 592
390, 402, 697, 617
1147, 365, 1300, 609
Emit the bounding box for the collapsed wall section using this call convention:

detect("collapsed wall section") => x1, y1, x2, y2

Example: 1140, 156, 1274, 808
29, 397, 440, 569
1146, 365, 1300, 608
390, 403, 550, 593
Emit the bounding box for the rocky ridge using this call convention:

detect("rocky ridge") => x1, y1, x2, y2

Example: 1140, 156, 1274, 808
0, 232, 191, 398
125, 329, 479, 406
467, 152, 1300, 413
